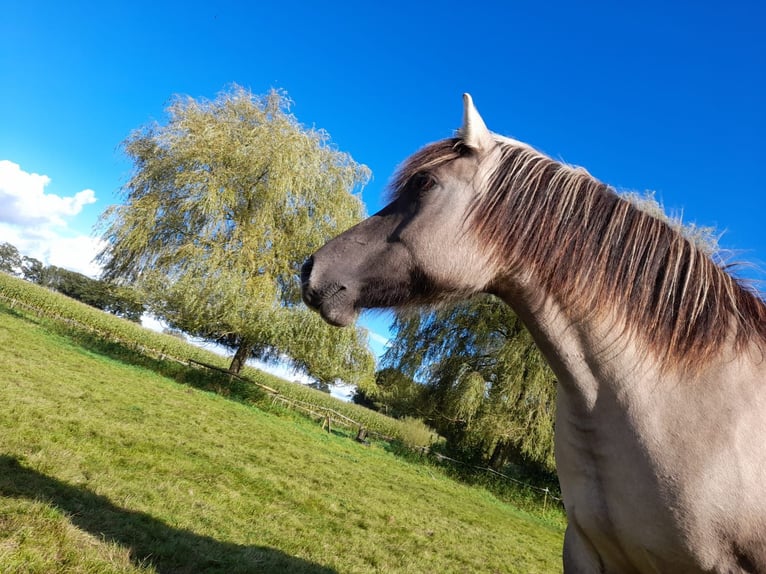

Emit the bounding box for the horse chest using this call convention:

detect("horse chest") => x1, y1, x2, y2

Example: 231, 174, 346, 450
555, 391, 682, 571
555, 370, 766, 573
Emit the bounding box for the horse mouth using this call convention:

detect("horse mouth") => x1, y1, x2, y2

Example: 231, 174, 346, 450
319, 303, 358, 327
301, 266, 358, 327
308, 285, 357, 327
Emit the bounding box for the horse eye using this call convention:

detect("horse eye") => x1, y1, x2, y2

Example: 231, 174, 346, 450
412, 173, 436, 193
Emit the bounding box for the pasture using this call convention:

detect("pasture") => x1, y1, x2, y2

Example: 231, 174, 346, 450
0, 278, 563, 573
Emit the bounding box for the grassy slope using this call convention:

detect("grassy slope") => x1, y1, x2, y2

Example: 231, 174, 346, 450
0, 304, 563, 573
0, 272, 443, 446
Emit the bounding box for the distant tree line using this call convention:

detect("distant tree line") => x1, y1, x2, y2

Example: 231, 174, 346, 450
0, 242, 144, 322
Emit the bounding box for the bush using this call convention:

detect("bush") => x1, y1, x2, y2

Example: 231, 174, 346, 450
396, 416, 440, 449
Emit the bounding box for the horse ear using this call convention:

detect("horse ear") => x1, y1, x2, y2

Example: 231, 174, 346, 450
459, 93, 493, 152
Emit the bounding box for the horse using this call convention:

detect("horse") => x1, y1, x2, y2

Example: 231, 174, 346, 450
301, 94, 766, 573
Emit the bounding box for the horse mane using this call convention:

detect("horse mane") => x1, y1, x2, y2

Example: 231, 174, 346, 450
393, 137, 766, 373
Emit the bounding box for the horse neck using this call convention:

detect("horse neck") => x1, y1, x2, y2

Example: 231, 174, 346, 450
477, 147, 766, 379
491, 276, 661, 411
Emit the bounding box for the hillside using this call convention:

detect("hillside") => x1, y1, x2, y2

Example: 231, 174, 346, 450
0, 283, 563, 573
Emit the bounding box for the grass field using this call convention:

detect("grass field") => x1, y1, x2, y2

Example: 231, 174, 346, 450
0, 283, 564, 573
0, 272, 450, 448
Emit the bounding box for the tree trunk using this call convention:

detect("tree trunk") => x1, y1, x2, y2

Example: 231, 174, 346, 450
228, 339, 254, 375
489, 440, 513, 471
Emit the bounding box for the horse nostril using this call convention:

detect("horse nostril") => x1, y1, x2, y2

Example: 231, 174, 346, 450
301, 256, 314, 285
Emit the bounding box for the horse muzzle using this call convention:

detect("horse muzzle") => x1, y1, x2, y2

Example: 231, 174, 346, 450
300, 256, 358, 327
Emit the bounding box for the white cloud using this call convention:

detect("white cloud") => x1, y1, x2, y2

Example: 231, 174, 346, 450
43, 234, 105, 278
0, 160, 102, 277
0, 160, 96, 227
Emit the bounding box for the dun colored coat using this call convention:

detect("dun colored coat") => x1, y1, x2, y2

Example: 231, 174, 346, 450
301, 94, 766, 573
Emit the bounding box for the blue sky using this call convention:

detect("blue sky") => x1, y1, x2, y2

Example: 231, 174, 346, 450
2, 0, 764, 360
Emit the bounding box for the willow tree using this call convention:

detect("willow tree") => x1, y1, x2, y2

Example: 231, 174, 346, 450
383, 295, 557, 472
98, 86, 374, 384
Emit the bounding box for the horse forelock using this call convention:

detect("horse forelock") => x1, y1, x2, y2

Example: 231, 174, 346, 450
386, 138, 469, 202
467, 137, 766, 373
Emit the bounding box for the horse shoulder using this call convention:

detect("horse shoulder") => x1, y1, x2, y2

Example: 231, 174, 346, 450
555, 351, 766, 573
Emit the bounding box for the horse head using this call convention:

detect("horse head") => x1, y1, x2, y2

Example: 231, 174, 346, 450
301, 94, 500, 326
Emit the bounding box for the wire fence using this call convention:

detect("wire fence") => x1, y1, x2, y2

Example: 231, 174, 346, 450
429, 451, 562, 509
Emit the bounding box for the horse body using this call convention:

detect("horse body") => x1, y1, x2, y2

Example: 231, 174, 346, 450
500, 279, 766, 572
301, 94, 766, 572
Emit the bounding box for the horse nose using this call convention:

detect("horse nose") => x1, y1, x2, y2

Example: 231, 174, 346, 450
300, 256, 318, 309
301, 256, 314, 287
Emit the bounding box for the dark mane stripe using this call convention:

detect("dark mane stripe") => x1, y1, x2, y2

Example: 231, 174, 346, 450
400, 138, 766, 372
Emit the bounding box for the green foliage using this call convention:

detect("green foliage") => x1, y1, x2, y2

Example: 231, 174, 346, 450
42, 265, 104, 305
21, 255, 44, 283
0, 242, 145, 322
353, 367, 424, 419
395, 416, 441, 450
0, 241, 22, 274
253, 305, 375, 389
100, 282, 146, 322
97, 85, 373, 381
36, 265, 145, 322
0, 272, 233, 368
384, 295, 557, 472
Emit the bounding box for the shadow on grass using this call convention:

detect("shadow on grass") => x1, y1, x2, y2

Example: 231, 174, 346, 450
0, 455, 337, 574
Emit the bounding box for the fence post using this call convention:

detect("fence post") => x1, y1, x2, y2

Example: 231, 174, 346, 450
543, 487, 549, 513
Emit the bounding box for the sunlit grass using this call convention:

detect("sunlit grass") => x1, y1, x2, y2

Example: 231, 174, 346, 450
0, 302, 563, 573
0, 272, 436, 447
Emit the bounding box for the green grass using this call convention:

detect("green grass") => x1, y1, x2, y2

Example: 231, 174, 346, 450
0, 273, 436, 446
0, 284, 564, 573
